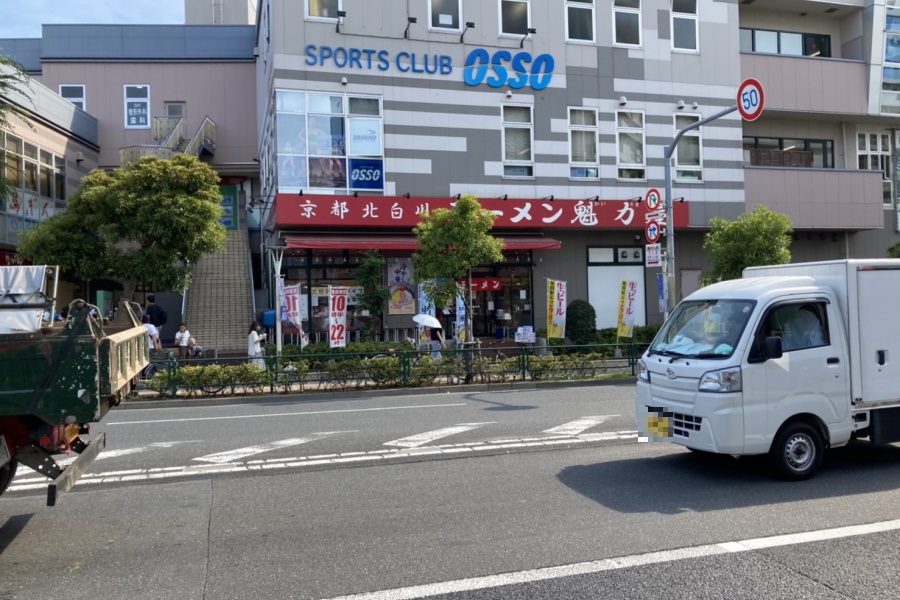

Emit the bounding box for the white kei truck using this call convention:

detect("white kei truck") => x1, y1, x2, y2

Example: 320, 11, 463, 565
636, 259, 900, 480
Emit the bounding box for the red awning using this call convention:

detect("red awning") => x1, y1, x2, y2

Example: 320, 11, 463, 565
283, 234, 561, 250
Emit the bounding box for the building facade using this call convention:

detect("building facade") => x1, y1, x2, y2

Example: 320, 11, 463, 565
3, 0, 900, 345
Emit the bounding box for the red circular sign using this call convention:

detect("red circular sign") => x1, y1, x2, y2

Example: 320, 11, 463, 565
645, 188, 662, 211
737, 78, 765, 121
645, 221, 661, 244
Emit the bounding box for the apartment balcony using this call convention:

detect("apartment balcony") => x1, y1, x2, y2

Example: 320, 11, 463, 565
744, 166, 885, 229
119, 116, 216, 165
741, 53, 868, 115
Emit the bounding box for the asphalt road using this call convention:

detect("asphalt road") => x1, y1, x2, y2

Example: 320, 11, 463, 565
2, 384, 900, 600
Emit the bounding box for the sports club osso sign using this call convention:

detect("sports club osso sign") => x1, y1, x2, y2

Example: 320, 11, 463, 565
303, 44, 556, 90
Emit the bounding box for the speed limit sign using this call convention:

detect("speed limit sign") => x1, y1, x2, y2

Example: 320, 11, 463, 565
737, 78, 765, 121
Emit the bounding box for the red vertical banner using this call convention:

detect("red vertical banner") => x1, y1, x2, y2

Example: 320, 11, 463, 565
329, 286, 349, 348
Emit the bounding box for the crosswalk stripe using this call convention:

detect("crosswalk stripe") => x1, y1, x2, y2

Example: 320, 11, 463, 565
192, 432, 352, 464
384, 423, 494, 448
543, 416, 617, 436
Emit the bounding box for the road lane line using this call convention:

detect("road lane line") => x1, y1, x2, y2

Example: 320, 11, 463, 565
107, 403, 467, 426
320, 519, 900, 600
384, 423, 494, 448
6, 432, 639, 490
543, 416, 617, 436
193, 432, 353, 464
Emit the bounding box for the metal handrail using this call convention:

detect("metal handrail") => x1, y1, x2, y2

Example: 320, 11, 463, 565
184, 116, 216, 157
152, 116, 182, 143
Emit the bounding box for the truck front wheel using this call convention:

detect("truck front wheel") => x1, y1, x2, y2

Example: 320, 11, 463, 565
769, 422, 824, 480
0, 459, 17, 496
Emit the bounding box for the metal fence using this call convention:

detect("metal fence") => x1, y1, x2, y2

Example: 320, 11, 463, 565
137, 342, 643, 399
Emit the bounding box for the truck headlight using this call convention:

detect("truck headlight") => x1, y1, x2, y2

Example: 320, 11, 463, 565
639, 360, 650, 382
698, 366, 742, 392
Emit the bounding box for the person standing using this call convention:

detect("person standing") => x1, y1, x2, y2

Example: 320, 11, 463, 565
247, 321, 267, 369
141, 315, 161, 350
174, 323, 192, 359
425, 325, 445, 359
144, 294, 167, 337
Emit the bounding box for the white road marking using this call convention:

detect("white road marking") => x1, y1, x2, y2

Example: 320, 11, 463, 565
6, 431, 639, 490
193, 432, 353, 464
20, 441, 201, 474
320, 519, 900, 600
107, 403, 467, 426
543, 416, 616, 436
384, 423, 494, 448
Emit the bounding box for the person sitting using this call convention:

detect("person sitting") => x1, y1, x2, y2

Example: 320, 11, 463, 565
783, 307, 825, 351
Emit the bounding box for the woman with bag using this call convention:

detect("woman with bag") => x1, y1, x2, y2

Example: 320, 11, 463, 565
247, 321, 267, 369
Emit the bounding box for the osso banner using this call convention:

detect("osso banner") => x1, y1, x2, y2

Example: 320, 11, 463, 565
304, 44, 554, 91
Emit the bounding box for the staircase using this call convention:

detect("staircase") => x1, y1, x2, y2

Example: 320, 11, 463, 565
183, 229, 254, 354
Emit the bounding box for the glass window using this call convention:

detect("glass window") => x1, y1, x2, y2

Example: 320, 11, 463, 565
124, 85, 150, 129
309, 94, 343, 114
59, 84, 85, 111
739, 28, 752, 53
566, 0, 594, 43
753, 30, 778, 53
613, 0, 641, 46
888, 34, 900, 64
276, 90, 306, 113
307, 0, 340, 19
671, 0, 697, 51
804, 34, 830, 57
22, 160, 37, 191
779, 32, 803, 56
430, 0, 461, 30
674, 114, 702, 181
616, 110, 645, 180
857, 129, 892, 203
502, 105, 533, 177
349, 97, 380, 116
501, 0, 530, 35
569, 108, 598, 179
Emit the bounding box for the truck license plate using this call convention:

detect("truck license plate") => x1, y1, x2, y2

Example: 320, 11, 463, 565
646, 413, 672, 439
0, 435, 10, 468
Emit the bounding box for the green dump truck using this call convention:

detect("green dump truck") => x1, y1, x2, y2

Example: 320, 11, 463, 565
0, 265, 148, 505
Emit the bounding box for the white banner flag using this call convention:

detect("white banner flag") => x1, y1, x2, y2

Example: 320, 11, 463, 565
284, 285, 309, 348
328, 286, 350, 348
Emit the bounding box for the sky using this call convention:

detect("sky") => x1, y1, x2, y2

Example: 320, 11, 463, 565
0, 0, 186, 38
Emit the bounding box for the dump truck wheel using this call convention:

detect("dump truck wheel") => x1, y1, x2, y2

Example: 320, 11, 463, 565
0, 459, 18, 496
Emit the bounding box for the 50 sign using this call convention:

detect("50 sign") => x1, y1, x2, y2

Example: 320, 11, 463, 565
348, 158, 384, 191
329, 286, 350, 348
736, 78, 765, 122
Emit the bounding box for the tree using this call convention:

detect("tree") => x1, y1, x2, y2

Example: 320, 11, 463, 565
353, 250, 391, 338
0, 54, 33, 201
702, 205, 793, 282
17, 155, 226, 299
889, 241, 900, 258
412, 194, 504, 343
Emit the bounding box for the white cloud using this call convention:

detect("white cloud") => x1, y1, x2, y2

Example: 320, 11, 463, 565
0, 0, 185, 38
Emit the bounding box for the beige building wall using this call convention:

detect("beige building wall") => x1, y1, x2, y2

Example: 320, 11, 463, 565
185, 0, 255, 25
37, 62, 258, 171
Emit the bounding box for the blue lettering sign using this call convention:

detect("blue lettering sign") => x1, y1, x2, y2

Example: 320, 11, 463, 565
463, 49, 554, 91
463, 48, 490, 86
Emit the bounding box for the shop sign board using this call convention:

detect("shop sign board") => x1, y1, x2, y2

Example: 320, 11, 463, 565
328, 286, 349, 348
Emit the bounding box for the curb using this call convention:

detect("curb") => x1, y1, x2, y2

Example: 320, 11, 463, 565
117, 376, 638, 410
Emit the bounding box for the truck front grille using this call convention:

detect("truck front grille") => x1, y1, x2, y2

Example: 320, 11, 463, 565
672, 413, 703, 438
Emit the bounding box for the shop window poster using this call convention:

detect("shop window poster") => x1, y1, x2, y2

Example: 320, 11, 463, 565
388, 258, 416, 315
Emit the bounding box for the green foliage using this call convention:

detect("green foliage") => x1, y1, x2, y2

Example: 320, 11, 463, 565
889, 241, 900, 258
702, 205, 793, 282
566, 299, 597, 345
17, 155, 226, 298
353, 250, 391, 335
0, 55, 33, 201
412, 194, 504, 325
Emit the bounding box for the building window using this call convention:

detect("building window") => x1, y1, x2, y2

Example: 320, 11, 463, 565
500, 0, 530, 36
743, 137, 834, 169
59, 85, 85, 111
430, 0, 461, 30
613, 0, 641, 47
889, 1, 900, 32
674, 114, 702, 181
275, 90, 385, 193
857, 131, 892, 203
124, 85, 150, 129
671, 0, 697, 52
566, 0, 594, 43
502, 105, 534, 178
307, 0, 341, 19
739, 28, 831, 58
616, 110, 645, 180
569, 108, 598, 179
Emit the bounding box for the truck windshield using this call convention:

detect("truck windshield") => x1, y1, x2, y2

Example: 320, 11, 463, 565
649, 300, 755, 359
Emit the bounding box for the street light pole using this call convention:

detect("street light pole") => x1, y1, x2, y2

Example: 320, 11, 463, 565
662, 104, 737, 317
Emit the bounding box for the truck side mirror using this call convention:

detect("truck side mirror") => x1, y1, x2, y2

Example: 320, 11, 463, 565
765, 335, 783, 360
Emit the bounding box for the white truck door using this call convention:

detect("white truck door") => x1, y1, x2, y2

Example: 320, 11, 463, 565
856, 268, 900, 404
746, 300, 849, 451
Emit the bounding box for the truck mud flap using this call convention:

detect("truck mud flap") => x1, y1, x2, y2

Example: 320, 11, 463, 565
47, 432, 106, 507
